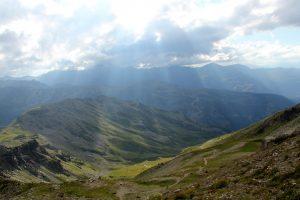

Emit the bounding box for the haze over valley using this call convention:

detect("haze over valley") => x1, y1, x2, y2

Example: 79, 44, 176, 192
0, 0, 299, 199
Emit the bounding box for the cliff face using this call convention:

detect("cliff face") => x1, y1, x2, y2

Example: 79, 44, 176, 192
0, 140, 65, 177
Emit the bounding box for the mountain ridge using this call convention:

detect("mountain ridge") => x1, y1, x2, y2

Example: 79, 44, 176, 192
0, 103, 298, 199
38, 63, 300, 99
102, 81, 293, 131
0, 95, 219, 181
0, 80, 292, 132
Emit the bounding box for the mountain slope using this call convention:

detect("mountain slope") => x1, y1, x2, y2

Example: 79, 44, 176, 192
0, 96, 218, 177
0, 80, 106, 127
0, 140, 68, 181
38, 63, 300, 99
135, 104, 300, 199
103, 82, 293, 131
0, 79, 292, 132
156, 131, 299, 199
252, 67, 300, 100
38, 64, 267, 92
195, 63, 269, 92
0, 104, 298, 199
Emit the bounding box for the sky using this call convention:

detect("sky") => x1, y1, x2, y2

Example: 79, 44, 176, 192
0, 0, 300, 77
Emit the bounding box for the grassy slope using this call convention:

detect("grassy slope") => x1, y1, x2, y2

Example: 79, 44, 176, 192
137, 104, 300, 181
1, 104, 299, 200
108, 157, 172, 179
14, 96, 215, 163
133, 104, 300, 199
158, 133, 299, 199
0, 79, 292, 133
0, 96, 218, 181
0, 104, 299, 199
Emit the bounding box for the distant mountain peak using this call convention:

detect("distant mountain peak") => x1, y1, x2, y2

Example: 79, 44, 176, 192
225, 64, 250, 70
200, 63, 223, 69
200, 63, 251, 70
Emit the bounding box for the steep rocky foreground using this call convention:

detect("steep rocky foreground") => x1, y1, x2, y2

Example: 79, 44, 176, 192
0, 104, 299, 199
158, 129, 299, 199
136, 104, 300, 199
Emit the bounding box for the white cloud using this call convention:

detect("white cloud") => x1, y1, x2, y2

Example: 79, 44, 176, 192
209, 39, 300, 67
0, 0, 299, 76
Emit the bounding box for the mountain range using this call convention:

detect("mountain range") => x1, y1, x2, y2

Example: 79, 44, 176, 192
101, 81, 293, 131
0, 95, 219, 181
0, 63, 299, 199
0, 102, 299, 199
0, 78, 293, 132
39, 63, 300, 100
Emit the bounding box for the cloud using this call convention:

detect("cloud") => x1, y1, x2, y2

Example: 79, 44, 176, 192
228, 0, 300, 34
0, 30, 26, 75
108, 19, 230, 67
206, 37, 300, 68
0, 0, 299, 76
274, 0, 300, 27
0, 0, 26, 24
0, 30, 23, 56
0, 0, 114, 76
200, 0, 300, 67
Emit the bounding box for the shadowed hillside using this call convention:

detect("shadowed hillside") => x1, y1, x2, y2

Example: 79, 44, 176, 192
103, 81, 293, 131
0, 80, 105, 127
0, 79, 293, 133
0, 96, 219, 181
135, 104, 300, 199
39, 63, 300, 99
0, 0, 299, 199
0, 104, 298, 199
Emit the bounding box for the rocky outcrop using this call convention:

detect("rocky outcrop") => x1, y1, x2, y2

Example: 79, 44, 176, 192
255, 104, 300, 135
0, 140, 65, 175
262, 127, 300, 149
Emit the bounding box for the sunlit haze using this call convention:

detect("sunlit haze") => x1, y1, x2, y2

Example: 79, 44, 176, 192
0, 0, 299, 76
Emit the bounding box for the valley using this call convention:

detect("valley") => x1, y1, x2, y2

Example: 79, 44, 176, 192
0, 77, 293, 131
0, 95, 221, 180
1, 1, 300, 198
0, 103, 299, 199
0, 64, 299, 199
39, 63, 300, 100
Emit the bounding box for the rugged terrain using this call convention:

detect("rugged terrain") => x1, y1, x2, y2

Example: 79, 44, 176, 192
0, 96, 217, 181
0, 79, 292, 132
39, 63, 300, 99
0, 104, 298, 199
137, 103, 300, 199
103, 81, 293, 131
